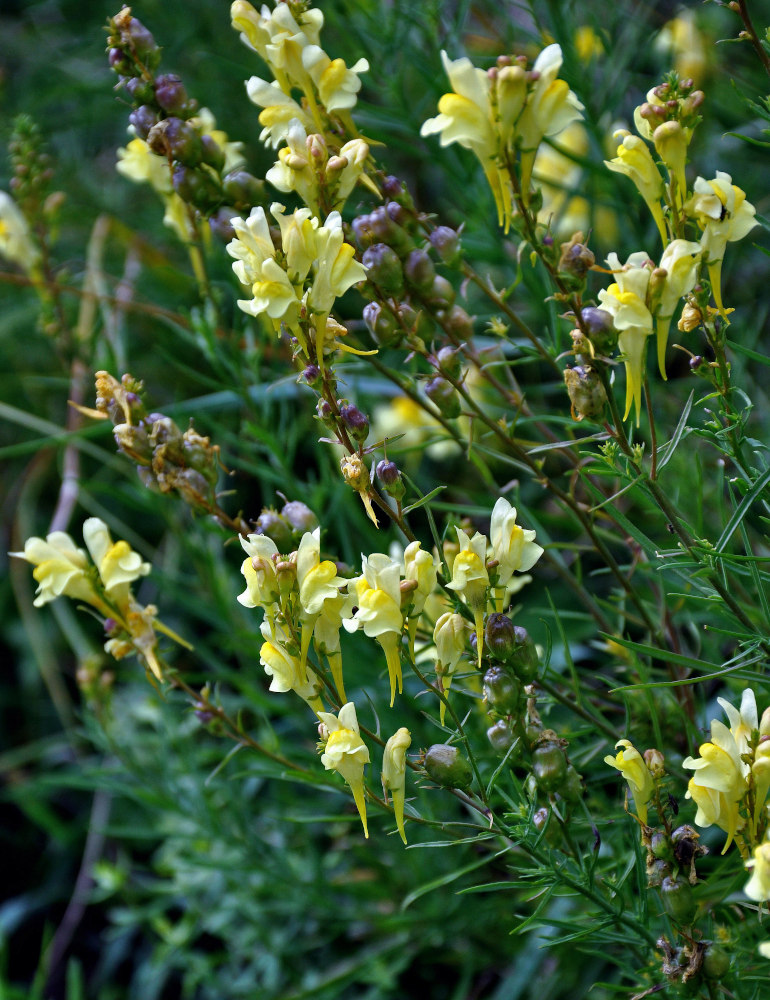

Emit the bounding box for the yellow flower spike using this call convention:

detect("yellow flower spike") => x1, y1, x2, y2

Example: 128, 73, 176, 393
319, 703, 370, 837
604, 739, 655, 824
382, 727, 411, 844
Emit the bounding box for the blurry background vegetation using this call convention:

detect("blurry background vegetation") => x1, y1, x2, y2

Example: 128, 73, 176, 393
2, 1, 769, 998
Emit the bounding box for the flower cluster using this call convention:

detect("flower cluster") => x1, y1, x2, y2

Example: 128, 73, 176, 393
11, 518, 183, 680
226, 201, 367, 365
421, 44, 583, 231
683, 689, 770, 854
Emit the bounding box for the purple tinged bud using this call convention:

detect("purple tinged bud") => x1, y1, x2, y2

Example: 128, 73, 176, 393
436, 345, 462, 378
200, 134, 225, 173
404, 248, 436, 292
427, 275, 456, 310
302, 364, 321, 386
109, 47, 131, 73
128, 105, 158, 140
209, 208, 236, 243
442, 304, 474, 339
339, 403, 370, 443
351, 214, 376, 250
376, 459, 406, 500
223, 170, 264, 209
429, 226, 461, 266
125, 76, 155, 104
381, 175, 415, 211
385, 200, 410, 227
154, 75, 190, 115
172, 165, 221, 211
254, 508, 293, 550
483, 665, 521, 714
147, 118, 203, 167
280, 500, 319, 534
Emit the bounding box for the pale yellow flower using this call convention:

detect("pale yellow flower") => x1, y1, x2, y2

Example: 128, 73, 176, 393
745, 840, 770, 901
0, 191, 40, 274
295, 528, 346, 692
319, 702, 370, 837
343, 553, 404, 706
685, 171, 756, 317
654, 238, 702, 377
489, 497, 543, 597
259, 634, 323, 713
683, 720, 747, 852
382, 727, 411, 844
446, 527, 489, 667
11, 531, 94, 608
302, 46, 369, 112
597, 251, 654, 424
656, 10, 707, 85
403, 540, 438, 659
604, 131, 666, 246
433, 611, 469, 725
245, 76, 313, 147
604, 739, 655, 824
237, 532, 281, 614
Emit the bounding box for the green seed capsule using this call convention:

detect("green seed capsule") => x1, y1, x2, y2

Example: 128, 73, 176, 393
660, 875, 696, 925
424, 744, 473, 790
531, 742, 568, 792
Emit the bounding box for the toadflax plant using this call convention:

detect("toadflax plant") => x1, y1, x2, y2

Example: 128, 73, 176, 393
5, 1, 770, 996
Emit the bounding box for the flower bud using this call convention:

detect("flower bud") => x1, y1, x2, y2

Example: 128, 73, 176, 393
148, 118, 203, 167
376, 459, 406, 500
484, 613, 516, 660
380, 174, 415, 211
363, 301, 401, 347
580, 306, 617, 354
563, 365, 607, 422
125, 76, 154, 104
441, 304, 474, 339
148, 415, 182, 449
154, 74, 190, 115
128, 105, 158, 140
483, 666, 521, 715
702, 945, 730, 980
486, 719, 521, 756
209, 208, 236, 243
253, 508, 293, 550
426, 275, 456, 310
351, 214, 376, 249
124, 16, 158, 62
223, 170, 265, 209
367, 205, 412, 254
281, 500, 319, 535
397, 303, 432, 340
404, 248, 436, 293
423, 743, 473, 790
558, 234, 595, 280
532, 741, 568, 792
302, 364, 321, 387
643, 748, 665, 779
200, 134, 225, 173
436, 346, 462, 379
424, 376, 461, 418
108, 47, 132, 75
429, 226, 462, 266
650, 831, 673, 862
339, 402, 370, 443
660, 875, 696, 925
168, 467, 212, 506
172, 165, 221, 211
361, 243, 404, 296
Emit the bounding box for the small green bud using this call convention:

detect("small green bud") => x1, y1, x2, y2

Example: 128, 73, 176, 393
483, 666, 521, 715
702, 944, 730, 980
223, 169, 264, 210
650, 831, 673, 862
436, 345, 462, 378
172, 165, 221, 211
423, 744, 473, 790
200, 134, 225, 173
426, 275, 456, 310
441, 304, 474, 339
531, 742, 568, 793
404, 248, 436, 293
660, 875, 696, 925
424, 376, 461, 418
363, 301, 401, 347
486, 719, 521, 756
559, 764, 584, 804
429, 226, 462, 266
580, 306, 617, 354
362, 243, 404, 296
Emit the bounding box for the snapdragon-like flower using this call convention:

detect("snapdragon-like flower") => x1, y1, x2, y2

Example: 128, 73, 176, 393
433, 611, 468, 725
604, 739, 655, 824
382, 727, 411, 844
446, 527, 489, 667
237, 532, 282, 619
421, 45, 582, 231
318, 702, 370, 837
296, 528, 347, 695
745, 840, 770, 901
489, 497, 543, 602
403, 541, 438, 660
684, 171, 756, 317
343, 553, 404, 706
12, 518, 169, 679
682, 689, 770, 852
654, 238, 702, 377
259, 621, 323, 712
0, 190, 40, 274
604, 131, 667, 246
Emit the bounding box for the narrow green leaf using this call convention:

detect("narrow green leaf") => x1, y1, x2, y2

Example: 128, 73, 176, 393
656, 390, 694, 471
401, 484, 447, 515
400, 848, 510, 910
715, 465, 770, 552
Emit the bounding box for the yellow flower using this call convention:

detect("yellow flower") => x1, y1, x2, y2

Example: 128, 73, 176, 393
343, 553, 404, 706
744, 841, 770, 901
265, 118, 319, 212
403, 540, 438, 660
604, 739, 655, 824
489, 497, 543, 599
433, 611, 468, 725
296, 528, 346, 693
604, 131, 666, 246
259, 633, 323, 713
302, 46, 369, 112
654, 238, 702, 377
0, 191, 40, 274
382, 727, 411, 844
245, 76, 313, 147
684, 171, 757, 317
318, 702, 370, 837
237, 532, 281, 614
683, 720, 747, 853
446, 527, 489, 667
597, 251, 654, 424
11, 531, 94, 608
308, 210, 368, 351
83, 518, 150, 604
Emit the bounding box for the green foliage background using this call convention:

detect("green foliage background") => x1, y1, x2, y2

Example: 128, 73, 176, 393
2, 1, 770, 998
